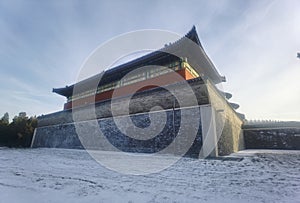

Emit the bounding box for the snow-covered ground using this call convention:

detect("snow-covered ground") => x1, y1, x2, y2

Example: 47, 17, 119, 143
0, 148, 299, 203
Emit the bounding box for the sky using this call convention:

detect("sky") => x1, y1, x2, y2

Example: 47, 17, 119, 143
0, 0, 299, 121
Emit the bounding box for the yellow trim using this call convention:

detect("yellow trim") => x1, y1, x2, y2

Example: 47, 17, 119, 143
182, 62, 199, 78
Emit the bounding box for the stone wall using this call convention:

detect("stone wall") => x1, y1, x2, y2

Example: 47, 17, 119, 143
205, 80, 244, 156
244, 128, 300, 150
33, 78, 245, 158
38, 78, 208, 127
32, 106, 203, 158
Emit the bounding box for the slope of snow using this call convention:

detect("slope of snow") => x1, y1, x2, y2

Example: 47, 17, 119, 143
0, 148, 299, 203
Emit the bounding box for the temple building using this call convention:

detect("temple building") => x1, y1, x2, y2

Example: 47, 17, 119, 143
54, 58, 201, 110
31, 26, 245, 158
52, 26, 226, 110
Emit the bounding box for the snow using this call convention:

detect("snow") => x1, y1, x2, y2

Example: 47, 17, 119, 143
0, 148, 299, 203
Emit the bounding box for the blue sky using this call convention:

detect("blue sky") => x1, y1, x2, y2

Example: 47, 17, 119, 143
0, 0, 299, 121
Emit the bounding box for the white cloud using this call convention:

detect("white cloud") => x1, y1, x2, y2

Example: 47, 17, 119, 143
207, 0, 300, 120
0, 0, 299, 121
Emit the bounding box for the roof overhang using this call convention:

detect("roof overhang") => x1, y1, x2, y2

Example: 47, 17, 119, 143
53, 26, 225, 98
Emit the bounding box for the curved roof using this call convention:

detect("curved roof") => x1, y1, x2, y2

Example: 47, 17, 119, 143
53, 26, 225, 97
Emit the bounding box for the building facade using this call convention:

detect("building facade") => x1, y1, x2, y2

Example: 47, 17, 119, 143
31, 26, 245, 157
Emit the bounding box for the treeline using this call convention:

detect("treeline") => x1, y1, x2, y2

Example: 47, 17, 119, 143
0, 112, 37, 147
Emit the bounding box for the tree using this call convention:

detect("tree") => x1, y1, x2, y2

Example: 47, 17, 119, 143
0, 112, 37, 147
0, 113, 12, 146
0, 112, 9, 125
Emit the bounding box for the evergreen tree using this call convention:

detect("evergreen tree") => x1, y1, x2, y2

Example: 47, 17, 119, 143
0, 112, 37, 147
0, 113, 11, 146
0, 112, 9, 125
